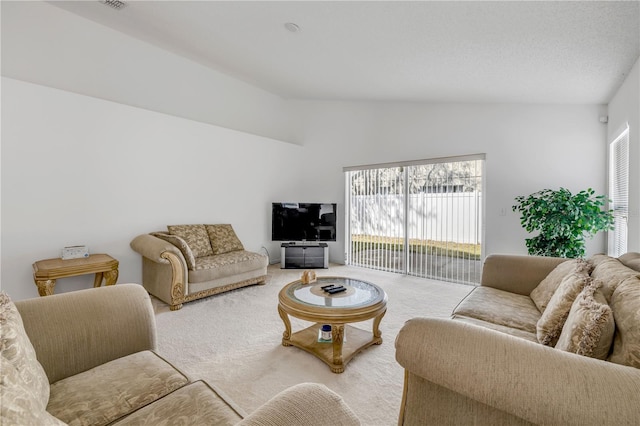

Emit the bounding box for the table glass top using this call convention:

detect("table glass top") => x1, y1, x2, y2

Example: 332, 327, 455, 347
285, 277, 384, 308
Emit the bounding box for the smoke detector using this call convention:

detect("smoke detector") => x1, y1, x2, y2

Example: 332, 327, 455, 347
99, 0, 127, 10
284, 22, 300, 33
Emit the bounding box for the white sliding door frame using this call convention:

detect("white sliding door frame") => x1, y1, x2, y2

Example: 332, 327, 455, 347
344, 154, 485, 284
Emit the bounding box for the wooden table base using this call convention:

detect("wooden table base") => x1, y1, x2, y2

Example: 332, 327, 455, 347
33, 254, 119, 296
279, 306, 386, 373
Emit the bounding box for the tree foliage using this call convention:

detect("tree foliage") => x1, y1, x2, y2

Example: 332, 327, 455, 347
512, 188, 614, 258
350, 162, 482, 195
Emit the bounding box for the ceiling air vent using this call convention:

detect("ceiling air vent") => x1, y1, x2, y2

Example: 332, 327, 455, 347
99, 0, 127, 10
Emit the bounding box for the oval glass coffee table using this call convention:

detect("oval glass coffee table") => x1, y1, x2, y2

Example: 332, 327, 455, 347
278, 276, 387, 373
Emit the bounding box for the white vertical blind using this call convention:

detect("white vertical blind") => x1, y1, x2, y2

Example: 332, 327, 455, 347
608, 127, 629, 257
345, 155, 484, 284
346, 166, 405, 273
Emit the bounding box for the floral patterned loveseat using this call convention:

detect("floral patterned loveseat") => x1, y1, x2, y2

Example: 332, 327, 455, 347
130, 224, 268, 310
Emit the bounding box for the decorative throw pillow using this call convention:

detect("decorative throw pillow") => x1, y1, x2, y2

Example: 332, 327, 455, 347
1, 357, 65, 426
0, 293, 55, 422
607, 276, 640, 368
530, 259, 591, 313
205, 224, 244, 255
151, 233, 197, 270
588, 254, 640, 302
617, 252, 640, 273
536, 272, 590, 346
555, 279, 615, 359
167, 225, 213, 258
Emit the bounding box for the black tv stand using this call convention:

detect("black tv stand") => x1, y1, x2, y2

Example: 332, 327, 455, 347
281, 243, 329, 269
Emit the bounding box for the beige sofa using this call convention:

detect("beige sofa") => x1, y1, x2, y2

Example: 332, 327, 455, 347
131, 224, 268, 310
395, 252, 640, 425
1, 284, 360, 425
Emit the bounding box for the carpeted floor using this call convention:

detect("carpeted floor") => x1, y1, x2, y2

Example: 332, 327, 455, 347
153, 264, 474, 426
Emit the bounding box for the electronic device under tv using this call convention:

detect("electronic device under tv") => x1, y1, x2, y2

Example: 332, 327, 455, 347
272, 202, 337, 242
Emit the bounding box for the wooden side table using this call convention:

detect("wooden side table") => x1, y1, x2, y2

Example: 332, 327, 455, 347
32, 254, 119, 296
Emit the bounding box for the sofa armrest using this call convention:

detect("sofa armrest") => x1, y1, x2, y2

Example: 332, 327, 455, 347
130, 233, 185, 265
480, 254, 568, 295
395, 317, 640, 425
130, 233, 189, 310
15, 284, 156, 384
237, 383, 360, 426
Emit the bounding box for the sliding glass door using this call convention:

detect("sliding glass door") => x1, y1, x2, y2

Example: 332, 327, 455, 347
345, 155, 484, 284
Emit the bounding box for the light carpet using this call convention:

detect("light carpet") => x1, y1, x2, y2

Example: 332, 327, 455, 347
153, 264, 473, 426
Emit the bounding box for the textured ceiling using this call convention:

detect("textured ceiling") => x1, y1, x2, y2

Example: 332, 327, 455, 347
50, 0, 640, 104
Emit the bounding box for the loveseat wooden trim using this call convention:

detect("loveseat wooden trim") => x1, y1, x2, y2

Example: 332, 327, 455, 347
154, 248, 267, 311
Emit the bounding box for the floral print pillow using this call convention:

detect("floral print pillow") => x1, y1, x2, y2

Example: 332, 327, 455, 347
167, 225, 213, 258
0, 293, 62, 425
152, 233, 197, 270
205, 224, 244, 255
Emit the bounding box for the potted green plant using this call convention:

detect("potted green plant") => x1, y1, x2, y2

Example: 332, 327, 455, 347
512, 187, 614, 258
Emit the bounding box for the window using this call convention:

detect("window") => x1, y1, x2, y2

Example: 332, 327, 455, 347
608, 127, 629, 257
344, 154, 484, 284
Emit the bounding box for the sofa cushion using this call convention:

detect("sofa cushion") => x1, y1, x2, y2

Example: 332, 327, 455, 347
152, 232, 197, 270
536, 272, 589, 346
0, 293, 53, 421
206, 224, 245, 255
608, 276, 640, 368
47, 350, 189, 426
618, 252, 640, 273
111, 381, 244, 426
529, 258, 590, 312
453, 286, 541, 334
167, 224, 214, 258
451, 315, 538, 343
589, 254, 640, 302
555, 280, 615, 359
189, 251, 269, 283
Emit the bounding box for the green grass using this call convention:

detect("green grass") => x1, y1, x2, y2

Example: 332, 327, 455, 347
350, 234, 481, 260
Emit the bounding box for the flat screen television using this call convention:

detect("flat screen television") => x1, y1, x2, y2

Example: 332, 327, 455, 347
272, 202, 337, 242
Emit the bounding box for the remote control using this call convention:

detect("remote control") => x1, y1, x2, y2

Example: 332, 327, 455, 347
327, 286, 346, 294
321, 284, 336, 290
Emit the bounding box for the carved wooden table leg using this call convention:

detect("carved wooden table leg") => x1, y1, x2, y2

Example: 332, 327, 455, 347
92, 269, 118, 288
35, 279, 56, 296
278, 305, 292, 346
372, 308, 387, 344
331, 324, 346, 373
93, 272, 104, 288
103, 269, 119, 286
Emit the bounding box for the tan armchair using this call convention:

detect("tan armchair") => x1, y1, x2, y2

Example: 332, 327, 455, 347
3, 284, 360, 425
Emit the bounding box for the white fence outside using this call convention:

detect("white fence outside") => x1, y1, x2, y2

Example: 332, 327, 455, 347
346, 157, 484, 284
350, 193, 482, 244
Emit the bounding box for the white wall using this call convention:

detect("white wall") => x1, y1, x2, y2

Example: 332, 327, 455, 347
1, 77, 304, 300
1, 1, 627, 301
1, 1, 296, 144
607, 57, 640, 252
2, 80, 610, 301
289, 100, 609, 262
